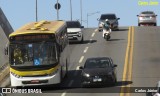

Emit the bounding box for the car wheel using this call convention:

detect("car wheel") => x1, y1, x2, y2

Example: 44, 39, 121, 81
65, 59, 68, 78
80, 36, 84, 43
60, 67, 63, 83
138, 24, 140, 26
115, 28, 119, 31
114, 77, 117, 83
112, 76, 117, 86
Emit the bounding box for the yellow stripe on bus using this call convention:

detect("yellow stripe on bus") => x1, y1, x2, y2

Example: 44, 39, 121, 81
10, 65, 60, 76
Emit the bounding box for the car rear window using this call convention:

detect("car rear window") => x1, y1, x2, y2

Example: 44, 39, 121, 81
141, 11, 154, 14
100, 14, 116, 20
84, 59, 111, 68
66, 22, 81, 28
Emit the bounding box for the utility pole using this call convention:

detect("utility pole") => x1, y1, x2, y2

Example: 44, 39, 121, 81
36, 0, 38, 22
80, 0, 82, 25
57, 0, 59, 20
70, 0, 72, 21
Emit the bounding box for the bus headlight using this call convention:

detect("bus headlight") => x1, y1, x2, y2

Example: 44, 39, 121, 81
11, 72, 22, 78
83, 73, 90, 77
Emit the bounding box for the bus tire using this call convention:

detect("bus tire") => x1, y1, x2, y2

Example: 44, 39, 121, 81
60, 66, 63, 83
65, 59, 68, 78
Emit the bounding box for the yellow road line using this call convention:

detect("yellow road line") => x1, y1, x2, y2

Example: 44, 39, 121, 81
120, 26, 131, 96
120, 26, 134, 96
128, 27, 134, 81
126, 26, 134, 96
124, 26, 131, 81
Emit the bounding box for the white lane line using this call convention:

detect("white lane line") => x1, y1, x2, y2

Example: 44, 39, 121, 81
68, 80, 74, 87
90, 39, 92, 43
79, 56, 84, 63
83, 47, 89, 53
76, 66, 80, 70
91, 32, 95, 37
87, 39, 92, 44
95, 29, 98, 32
61, 92, 66, 96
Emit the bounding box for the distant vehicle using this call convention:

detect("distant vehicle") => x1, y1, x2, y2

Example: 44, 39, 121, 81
137, 11, 157, 26
79, 57, 117, 87
66, 21, 84, 43
6, 20, 69, 87
97, 13, 120, 31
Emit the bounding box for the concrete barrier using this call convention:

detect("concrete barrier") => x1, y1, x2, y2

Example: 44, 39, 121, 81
0, 25, 10, 84
0, 64, 9, 82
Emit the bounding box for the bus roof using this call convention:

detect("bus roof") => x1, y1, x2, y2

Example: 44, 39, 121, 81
9, 20, 66, 37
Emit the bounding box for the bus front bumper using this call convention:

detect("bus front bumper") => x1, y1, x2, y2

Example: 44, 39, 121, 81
10, 73, 61, 87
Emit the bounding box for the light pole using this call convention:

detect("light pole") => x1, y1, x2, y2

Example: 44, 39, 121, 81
36, 0, 38, 22
57, 0, 59, 20
80, 0, 82, 25
87, 11, 100, 28
70, 0, 72, 21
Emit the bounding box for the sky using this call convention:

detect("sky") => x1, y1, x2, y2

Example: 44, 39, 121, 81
0, 0, 159, 30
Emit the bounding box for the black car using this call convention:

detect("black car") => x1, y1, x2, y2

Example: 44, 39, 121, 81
79, 57, 117, 87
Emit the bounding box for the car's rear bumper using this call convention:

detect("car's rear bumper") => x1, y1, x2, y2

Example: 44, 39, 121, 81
81, 76, 115, 86
138, 19, 157, 24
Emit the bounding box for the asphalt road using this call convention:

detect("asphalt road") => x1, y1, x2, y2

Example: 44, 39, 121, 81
5, 26, 160, 96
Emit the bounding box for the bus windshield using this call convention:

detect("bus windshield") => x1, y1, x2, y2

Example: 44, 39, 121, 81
9, 42, 58, 66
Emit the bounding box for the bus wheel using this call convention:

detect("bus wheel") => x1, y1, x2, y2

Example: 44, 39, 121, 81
65, 59, 68, 78
60, 66, 63, 83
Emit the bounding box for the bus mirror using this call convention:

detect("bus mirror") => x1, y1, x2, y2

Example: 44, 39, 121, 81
4, 47, 8, 55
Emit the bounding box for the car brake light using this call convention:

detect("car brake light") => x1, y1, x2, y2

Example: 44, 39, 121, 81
152, 16, 156, 18
139, 16, 144, 17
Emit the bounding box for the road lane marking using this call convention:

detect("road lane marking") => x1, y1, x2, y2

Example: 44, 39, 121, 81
91, 32, 95, 37
120, 26, 134, 96
87, 39, 93, 44
120, 27, 131, 96
89, 39, 92, 43
128, 26, 134, 81
83, 47, 89, 53
79, 56, 84, 63
68, 80, 74, 87
122, 26, 131, 83
61, 92, 66, 96
94, 29, 98, 32
76, 66, 80, 70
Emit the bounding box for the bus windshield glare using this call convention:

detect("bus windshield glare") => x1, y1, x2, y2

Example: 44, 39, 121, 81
9, 42, 58, 66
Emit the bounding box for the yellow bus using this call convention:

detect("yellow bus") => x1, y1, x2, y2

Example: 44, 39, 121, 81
8, 20, 69, 86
